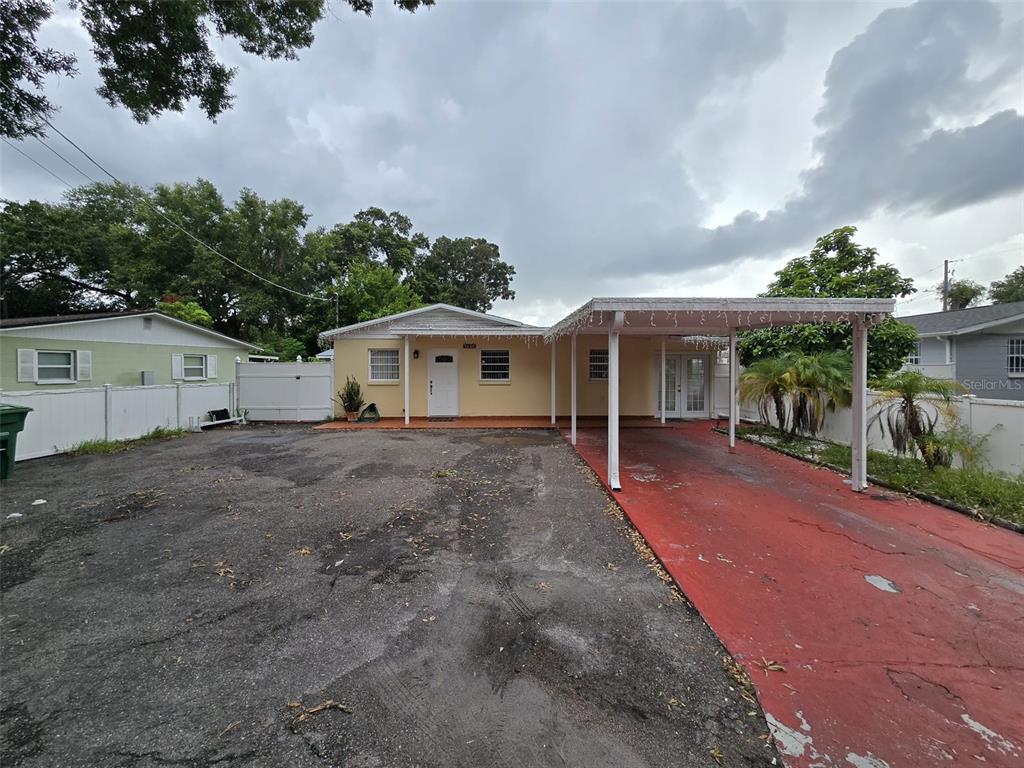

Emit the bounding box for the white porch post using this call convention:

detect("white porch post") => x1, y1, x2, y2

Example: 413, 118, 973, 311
570, 333, 577, 445
608, 311, 623, 490
728, 330, 737, 451
403, 335, 411, 425
550, 340, 557, 425
851, 318, 869, 491
660, 336, 667, 424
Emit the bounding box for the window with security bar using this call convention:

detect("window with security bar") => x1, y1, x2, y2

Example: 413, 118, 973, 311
369, 349, 400, 381
480, 349, 510, 381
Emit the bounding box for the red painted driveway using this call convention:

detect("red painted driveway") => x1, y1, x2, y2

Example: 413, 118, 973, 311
568, 422, 1024, 768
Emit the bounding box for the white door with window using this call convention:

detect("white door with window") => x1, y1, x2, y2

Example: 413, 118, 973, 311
655, 354, 709, 418
682, 356, 709, 417
655, 355, 683, 419
427, 349, 459, 417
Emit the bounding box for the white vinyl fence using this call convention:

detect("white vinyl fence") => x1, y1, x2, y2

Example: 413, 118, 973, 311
3, 382, 233, 461
748, 392, 1024, 477
236, 361, 334, 422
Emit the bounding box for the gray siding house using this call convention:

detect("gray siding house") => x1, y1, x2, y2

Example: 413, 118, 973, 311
900, 301, 1024, 401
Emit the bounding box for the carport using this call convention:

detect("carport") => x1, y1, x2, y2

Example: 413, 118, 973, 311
543, 297, 895, 492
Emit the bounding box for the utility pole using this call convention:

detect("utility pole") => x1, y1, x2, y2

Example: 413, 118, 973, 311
942, 259, 949, 312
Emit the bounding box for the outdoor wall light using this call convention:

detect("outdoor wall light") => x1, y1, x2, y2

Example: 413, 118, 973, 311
413, 350, 420, 359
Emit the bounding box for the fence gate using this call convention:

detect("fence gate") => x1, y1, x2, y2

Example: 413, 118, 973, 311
236, 361, 334, 422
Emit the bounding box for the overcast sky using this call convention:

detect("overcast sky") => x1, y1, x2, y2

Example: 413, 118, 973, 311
2, 0, 1022, 325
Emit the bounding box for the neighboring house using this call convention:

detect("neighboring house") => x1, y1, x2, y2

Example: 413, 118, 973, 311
1, 311, 259, 391
900, 301, 1024, 401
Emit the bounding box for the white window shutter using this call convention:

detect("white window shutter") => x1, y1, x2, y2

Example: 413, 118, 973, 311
77, 350, 92, 381
206, 355, 217, 379
171, 353, 184, 380
17, 349, 37, 382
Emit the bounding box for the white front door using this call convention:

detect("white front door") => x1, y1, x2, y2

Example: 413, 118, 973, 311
682, 356, 709, 417
427, 349, 459, 417
655, 355, 683, 419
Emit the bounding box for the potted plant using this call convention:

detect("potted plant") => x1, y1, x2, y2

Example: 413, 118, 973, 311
338, 376, 365, 422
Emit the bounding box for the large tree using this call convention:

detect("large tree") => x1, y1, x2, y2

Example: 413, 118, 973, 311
2, 0, 434, 138
941, 278, 985, 311
989, 266, 1024, 304
2, 182, 517, 356
739, 226, 919, 379
410, 236, 515, 312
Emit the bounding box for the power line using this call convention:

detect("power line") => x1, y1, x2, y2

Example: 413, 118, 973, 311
32, 135, 96, 184
38, 116, 331, 305
2, 138, 75, 188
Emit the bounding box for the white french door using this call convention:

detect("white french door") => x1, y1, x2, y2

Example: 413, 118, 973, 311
655, 354, 709, 419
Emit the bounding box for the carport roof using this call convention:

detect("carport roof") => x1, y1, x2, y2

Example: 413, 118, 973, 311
543, 297, 895, 340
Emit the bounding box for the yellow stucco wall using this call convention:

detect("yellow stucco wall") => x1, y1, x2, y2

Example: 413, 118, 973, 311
332, 334, 716, 419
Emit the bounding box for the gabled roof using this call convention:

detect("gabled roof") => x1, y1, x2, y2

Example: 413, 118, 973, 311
0, 310, 260, 349
319, 303, 543, 340
899, 301, 1024, 337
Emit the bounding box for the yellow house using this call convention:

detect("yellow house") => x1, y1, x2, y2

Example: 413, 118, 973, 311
320, 297, 895, 492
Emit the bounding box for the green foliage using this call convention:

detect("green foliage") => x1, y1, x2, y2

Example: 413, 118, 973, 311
338, 377, 365, 414
739, 226, 918, 379
156, 299, 213, 327
2, 184, 515, 357
0, 0, 78, 138
868, 370, 966, 470
988, 266, 1024, 304
941, 278, 985, 310
410, 236, 516, 312
3, 0, 434, 136
738, 350, 850, 436
337, 261, 422, 323
71, 425, 186, 455
818, 445, 1024, 524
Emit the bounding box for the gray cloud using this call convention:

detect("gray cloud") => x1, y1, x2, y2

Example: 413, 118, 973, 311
1, 1, 1021, 314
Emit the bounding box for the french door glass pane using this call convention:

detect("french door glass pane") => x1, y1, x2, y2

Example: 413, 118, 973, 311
686, 358, 705, 412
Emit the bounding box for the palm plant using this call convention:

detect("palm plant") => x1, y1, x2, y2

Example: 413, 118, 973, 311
786, 350, 852, 437
869, 371, 966, 470
739, 357, 792, 431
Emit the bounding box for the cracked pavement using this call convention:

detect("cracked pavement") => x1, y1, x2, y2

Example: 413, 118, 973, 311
1, 425, 778, 767
571, 421, 1024, 768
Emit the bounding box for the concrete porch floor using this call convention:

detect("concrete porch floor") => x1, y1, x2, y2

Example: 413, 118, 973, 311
569, 421, 1024, 768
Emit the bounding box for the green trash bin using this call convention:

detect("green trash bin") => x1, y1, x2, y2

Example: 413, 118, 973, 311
0, 403, 33, 480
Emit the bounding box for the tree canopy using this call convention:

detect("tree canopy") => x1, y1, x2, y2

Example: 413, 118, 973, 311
941, 278, 985, 311
1, 180, 516, 357
989, 266, 1024, 304
739, 226, 919, 379
2, 0, 434, 139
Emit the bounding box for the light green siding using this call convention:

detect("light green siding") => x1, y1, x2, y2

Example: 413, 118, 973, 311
1, 336, 245, 391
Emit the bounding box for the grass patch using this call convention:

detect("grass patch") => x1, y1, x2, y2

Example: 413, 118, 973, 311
71, 426, 188, 456
734, 424, 1024, 524
818, 444, 1024, 524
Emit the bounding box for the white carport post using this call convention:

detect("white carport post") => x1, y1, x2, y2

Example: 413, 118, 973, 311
570, 333, 577, 444
550, 340, 557, 425
660, 336, 667, 425
851, 317, 869, 491
608, 311, 623, 490
728, 329, 738, 451
403, 335, 411, 425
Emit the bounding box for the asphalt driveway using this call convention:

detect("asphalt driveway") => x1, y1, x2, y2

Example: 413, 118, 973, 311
571, 422, 1024, 768
1, 426, 777, 767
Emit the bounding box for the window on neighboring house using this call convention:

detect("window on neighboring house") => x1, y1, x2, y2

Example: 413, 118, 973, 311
369, 349, 400, 381
183, 354, 207, 380
906, 342, 921, 366
717, 349, 730, 365
589, 348, 608, 380
1008, 338, 1024, 375
37, 350, 75, 383
480, 349, 510, 381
